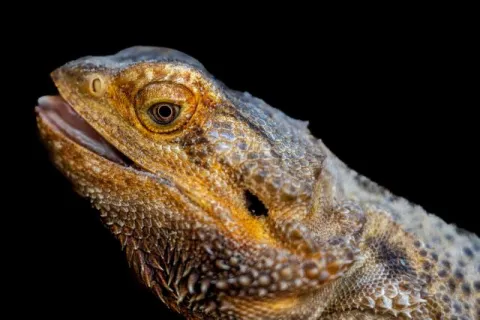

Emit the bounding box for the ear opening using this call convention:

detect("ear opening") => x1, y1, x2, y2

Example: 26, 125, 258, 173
245, 190, 268, 218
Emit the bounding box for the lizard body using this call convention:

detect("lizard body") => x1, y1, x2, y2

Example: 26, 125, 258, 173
35, 46, 479, 319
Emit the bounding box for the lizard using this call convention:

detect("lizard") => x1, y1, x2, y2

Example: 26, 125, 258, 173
35, 46, 479, 319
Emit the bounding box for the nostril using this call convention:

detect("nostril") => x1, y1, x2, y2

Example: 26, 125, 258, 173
89, 75, 105, 96
92, 78, 102, 93
245, 190, 268, 218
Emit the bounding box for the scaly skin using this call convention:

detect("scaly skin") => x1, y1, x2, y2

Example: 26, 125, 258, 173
36, 47, 479, 319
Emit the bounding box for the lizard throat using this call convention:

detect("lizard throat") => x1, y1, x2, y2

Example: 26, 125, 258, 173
35, 95, 133, 166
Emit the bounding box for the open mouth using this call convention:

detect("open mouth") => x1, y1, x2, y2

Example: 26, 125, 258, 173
35, 95, 131, 166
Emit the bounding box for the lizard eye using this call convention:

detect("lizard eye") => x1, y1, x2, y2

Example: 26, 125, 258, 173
149, 103, 180, 124
135, 81, 197, 134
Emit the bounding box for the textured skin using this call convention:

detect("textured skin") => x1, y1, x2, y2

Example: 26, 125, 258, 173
36, 46, 480, 319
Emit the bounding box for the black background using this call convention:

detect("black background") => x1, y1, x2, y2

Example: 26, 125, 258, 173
14, 15, 478, 319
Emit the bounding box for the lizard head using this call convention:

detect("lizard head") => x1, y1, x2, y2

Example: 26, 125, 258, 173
36, 46, 357, 319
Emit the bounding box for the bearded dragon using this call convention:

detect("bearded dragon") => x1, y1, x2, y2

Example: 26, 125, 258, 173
35, 46, 479, 319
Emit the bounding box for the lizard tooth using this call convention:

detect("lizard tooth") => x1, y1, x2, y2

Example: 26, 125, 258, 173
200, 279, 210, 293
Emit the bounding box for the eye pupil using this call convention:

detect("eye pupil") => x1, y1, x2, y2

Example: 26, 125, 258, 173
158, 105, 172, 117
149, 103, 179, 124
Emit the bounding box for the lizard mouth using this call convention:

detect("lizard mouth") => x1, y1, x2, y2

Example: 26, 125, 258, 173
35, 95, 132, 166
